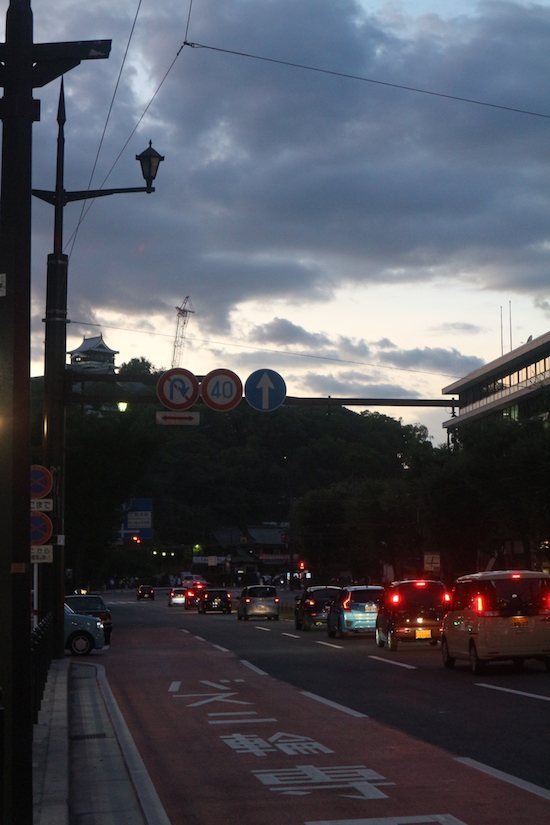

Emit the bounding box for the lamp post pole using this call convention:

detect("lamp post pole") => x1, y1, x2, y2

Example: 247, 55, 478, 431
0, 1, 111, 819
34, 79, 164, 657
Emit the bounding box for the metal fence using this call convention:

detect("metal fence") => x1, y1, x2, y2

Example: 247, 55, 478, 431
31, 612, 54, 722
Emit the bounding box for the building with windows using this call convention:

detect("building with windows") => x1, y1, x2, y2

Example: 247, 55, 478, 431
68, 334, 118, 374
442, 329, 550, 438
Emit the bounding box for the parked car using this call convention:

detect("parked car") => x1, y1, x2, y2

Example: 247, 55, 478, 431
441, 569, 550, 673
167, 587, 187, 607
295, 585, 341, 630
375, 579, 451, 651
327, 585, 384, 638
237, 585, 280, 620
65, 594, 112, 643
197, 588, 233, 614
64, 604, 105, 656
137, 584, 155, 600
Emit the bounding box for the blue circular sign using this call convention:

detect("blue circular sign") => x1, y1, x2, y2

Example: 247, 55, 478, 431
245, 369, 286, 412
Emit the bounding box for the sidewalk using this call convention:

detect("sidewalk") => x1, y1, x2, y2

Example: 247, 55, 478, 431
32, 658, 167, 825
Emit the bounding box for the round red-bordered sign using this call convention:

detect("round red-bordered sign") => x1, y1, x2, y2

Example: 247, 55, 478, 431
156, 368, 200, 411
31, 512, 53, 546
30, 464, 53, 499
201, 369, 243, 411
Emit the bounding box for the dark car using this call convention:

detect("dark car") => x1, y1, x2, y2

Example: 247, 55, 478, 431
197, 588, 232, 614
65, 594, 112, 644
375, 579, 451, 651
137, 584, 155, 600
295, 585, 341, 630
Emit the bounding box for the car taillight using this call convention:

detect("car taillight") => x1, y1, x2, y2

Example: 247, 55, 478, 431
274, 597, 280, 603
538, 593, 550, 615
306, 599, 315, 606
187, 590, 194, 597
443, 592, 451, 603
391, 593, 400, 605
475, 595, 499, 617
343, 594, 352, 611
245, 597, 251, 603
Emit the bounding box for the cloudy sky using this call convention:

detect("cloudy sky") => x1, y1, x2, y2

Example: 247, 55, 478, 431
12, 0, 550, 442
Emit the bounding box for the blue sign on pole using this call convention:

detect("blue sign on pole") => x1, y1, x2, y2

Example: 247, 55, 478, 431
245, 369, 286, 412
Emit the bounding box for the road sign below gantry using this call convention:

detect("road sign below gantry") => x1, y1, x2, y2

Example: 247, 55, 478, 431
245, 369, 287, 412
156, 368, 200, 411
201, 369, 243, 411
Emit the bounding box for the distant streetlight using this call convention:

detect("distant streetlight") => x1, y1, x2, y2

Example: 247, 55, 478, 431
33, 78, 164, 657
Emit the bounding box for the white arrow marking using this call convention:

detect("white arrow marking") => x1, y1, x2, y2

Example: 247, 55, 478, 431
257, 372, 275, 409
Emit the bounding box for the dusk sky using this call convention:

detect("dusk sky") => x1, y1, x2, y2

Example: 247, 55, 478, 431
12, 0, 550, 442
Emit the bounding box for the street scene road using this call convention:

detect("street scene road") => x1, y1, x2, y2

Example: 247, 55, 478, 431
93, 589, 550, 825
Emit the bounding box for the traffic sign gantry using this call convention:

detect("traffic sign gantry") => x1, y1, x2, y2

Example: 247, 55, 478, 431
245, 369, 287, 411
156, 368, 200, 411
201, 369, 243, 411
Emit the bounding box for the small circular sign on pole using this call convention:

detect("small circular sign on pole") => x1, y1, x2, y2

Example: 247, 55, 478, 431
30, 464, 53, 499
31, 512, 53, 546
201, 369, 243, 411
245, 369, 287, 411
156, 368, 200, 411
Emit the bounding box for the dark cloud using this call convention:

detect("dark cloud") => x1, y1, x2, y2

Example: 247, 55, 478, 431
23, 0, 550, 435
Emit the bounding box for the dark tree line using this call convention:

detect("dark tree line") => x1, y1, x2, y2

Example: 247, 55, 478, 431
30, 367, 550, 587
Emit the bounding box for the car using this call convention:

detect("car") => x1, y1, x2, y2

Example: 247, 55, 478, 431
327, 585, 384, 638
375, 579, 451, 651
295, 585, 341, 630
441, 569, 550, 673
180, 573, 209, 587
237, 585, 280, 620
64, 604, 105, 656
64, 594, 112, 644
167, 587, 188, 607
137, 584, 155, 600
197, 588, 233, 614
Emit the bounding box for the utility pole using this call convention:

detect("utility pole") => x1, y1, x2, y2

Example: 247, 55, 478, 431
0, 1, 110, 820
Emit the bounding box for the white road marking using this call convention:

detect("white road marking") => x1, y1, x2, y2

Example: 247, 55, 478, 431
208, 716, 277, 724
456, 757, 550, 800
193, 635, 205, 641
168, 682, 181, 692
212, 644, 229, 652
240, 660, 268, 675
255, 626, 271, 631
282, 632, 301, 638
306, 816, 468, 824
301, 691, 368, 718
316, 641, 343, 649
368, 656, 416, 670
476, 682, 550, 702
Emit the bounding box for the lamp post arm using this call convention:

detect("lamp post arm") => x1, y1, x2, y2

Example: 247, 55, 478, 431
32, 185, 154, 205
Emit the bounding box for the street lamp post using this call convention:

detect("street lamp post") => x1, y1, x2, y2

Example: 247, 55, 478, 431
34, 79, 164, 657
0, 1, 112, 819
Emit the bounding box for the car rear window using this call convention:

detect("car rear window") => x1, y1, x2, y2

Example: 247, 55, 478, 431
390, 582, 446, 609
475, 576, 550, 617
308, 588, 340, 600
348, 589, 383, 604
249, 586, 276, 598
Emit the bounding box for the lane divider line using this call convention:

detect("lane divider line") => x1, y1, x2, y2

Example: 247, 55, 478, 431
456, 757, 550, 800
301, 690, 368, 718
476, 682, 550, 702
368, 656, 416, 670
316, 641, 343, 649
282, 632, 301, 638
240, 660, 268, 676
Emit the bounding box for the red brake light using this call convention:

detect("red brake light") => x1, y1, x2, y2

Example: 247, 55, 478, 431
306, 599, 315, 606
391, 593, 400, 604
512, 573, 521, 579
414, 581, 427, 587
443, 592, 451, 603
274, 597, 280, 604
476, 595, 484, 613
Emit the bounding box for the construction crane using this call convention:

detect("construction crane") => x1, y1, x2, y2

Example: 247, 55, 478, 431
171, 296, 195, 368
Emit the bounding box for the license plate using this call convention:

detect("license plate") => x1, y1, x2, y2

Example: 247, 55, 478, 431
510, 616, 528, 628
415, 628, 431, 639
364, 605, 377, 612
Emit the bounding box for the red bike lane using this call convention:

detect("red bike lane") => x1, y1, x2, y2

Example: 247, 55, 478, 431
103, 625, 550, 825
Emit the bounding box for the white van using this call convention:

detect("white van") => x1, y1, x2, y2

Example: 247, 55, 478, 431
442, 570, 550, 673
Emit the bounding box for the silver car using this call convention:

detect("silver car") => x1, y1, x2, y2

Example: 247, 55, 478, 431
237, 585, 280, 621
64, 604, 105, 656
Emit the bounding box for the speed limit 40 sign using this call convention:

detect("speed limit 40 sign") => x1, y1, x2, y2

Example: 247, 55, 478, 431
201, 369, 243, 411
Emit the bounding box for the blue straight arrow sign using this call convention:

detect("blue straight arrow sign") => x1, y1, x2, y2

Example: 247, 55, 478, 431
245, 369, 286, 411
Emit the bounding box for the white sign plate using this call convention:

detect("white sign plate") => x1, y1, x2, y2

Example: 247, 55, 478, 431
31, 546, 53, 563
156, 410, 200, 426
31, 498, 53, 511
